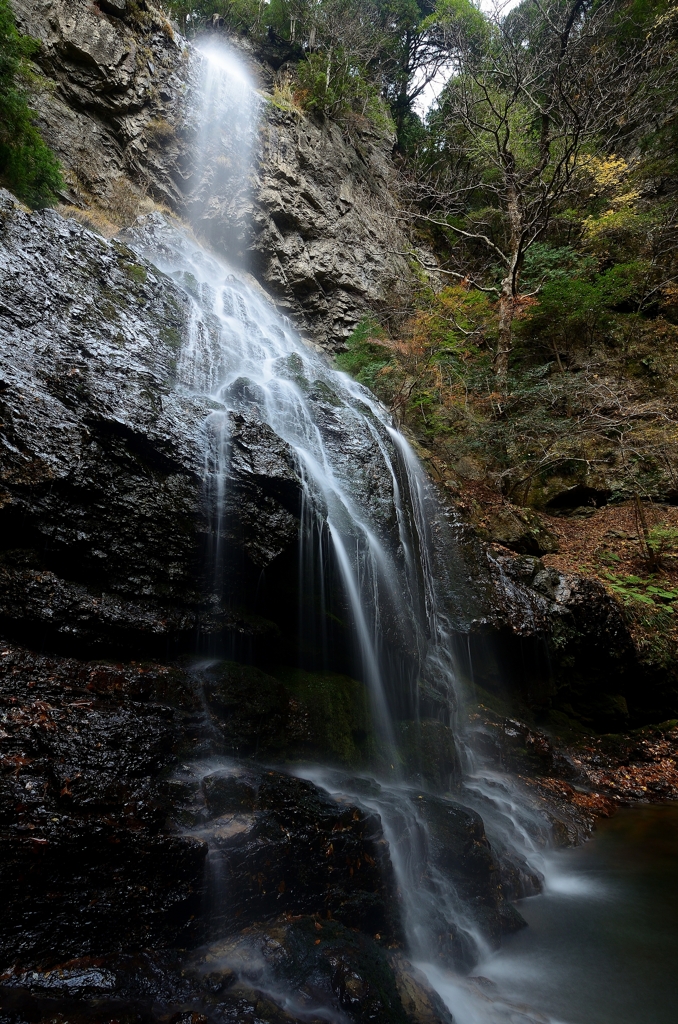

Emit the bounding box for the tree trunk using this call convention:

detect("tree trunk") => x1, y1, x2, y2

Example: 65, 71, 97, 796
395, 33, 412, 147
494, 183, 523, 389
495, 279, 514, 385
325, 46, 332, 94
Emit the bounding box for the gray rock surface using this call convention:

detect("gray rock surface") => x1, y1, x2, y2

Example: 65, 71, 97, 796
0, 190, 307, 654
11, 0, 418, 350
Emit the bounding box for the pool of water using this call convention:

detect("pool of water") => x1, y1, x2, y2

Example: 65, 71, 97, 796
474, 804, 678, 1024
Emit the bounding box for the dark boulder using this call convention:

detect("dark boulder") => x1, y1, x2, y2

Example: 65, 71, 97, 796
190, 661, 371, 765
171, 763, 398, 940
415, 794, 524, 957
187, 917, 413, 1024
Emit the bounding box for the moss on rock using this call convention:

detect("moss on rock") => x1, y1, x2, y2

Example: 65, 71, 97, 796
396, 719, 460, 789
279, 668, 372, 766
195, 661, 371, 766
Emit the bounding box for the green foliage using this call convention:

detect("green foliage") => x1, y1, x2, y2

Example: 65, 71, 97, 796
521, 243, 596, 289
648, 526, 678, 559
430, 0, 488, 40
165, 0, 428, 136
517, 261, 653, 351
297, 49, 393, 127
604, 571, 678, 609
164, 0, 261, 34
0, 0, 62, 207
335, 317, 392, 388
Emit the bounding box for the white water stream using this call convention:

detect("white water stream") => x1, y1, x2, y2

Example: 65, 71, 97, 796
128, 39, 580, 1024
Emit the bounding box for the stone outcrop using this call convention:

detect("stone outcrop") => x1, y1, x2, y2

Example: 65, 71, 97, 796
0, 642, 207, 965
11, 0, 417, 350
0, 190, 314, 656
479, 548, 678, 729
0, 193, 515, 1023
248, 109, 413, 349
169, 762, 399, 939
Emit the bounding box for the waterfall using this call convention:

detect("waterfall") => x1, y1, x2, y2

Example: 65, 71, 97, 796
127, 39, 559, 1024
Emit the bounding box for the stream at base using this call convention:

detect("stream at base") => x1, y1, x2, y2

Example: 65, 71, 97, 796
432, 804, 678, 1024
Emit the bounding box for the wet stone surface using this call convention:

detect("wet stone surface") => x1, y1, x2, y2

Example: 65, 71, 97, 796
0, 194, 314, 658
0, 637, 520, 1022
169, 761, 399, 940
0, 642, 207, 965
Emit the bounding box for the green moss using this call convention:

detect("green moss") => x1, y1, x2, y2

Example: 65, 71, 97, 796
276, 352, 310, 391
160, 324, 182, 352
277, 668, 372, 766
122, 261, 148, 285
195, 660, 371, 766
309, 379, 343, 406
335, 317, 391, 392
396, 719, 459, 789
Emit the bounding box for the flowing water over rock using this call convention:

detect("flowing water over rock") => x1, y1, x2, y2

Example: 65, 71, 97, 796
0, 32, 672, 1024
119, 41, 562, 1023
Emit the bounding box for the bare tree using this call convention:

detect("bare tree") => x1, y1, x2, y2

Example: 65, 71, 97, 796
408, 0, 665, 385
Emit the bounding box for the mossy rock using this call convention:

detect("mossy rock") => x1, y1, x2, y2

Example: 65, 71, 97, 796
475, 505, 559, 555
397, 719, 460, 789
200, 661, 293, 757
278, 668, 372, 766
195, 662, 371, 766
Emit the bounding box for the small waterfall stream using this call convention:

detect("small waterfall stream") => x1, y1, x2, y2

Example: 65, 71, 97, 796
128, 40, 565, 1024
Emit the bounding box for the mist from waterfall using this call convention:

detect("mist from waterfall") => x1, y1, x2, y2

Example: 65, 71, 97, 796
128, 39, 567, 1024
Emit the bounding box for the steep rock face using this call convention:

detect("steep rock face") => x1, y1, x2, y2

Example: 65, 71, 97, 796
170, 763, 398, 939
0, 191, 306, 655
480, 550, 676, 728
248, 110, 414, 349
11, 0, 417, 350
11, 0, 187, 204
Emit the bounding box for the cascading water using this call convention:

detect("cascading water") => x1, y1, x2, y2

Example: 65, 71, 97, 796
128, 39, 567, 1024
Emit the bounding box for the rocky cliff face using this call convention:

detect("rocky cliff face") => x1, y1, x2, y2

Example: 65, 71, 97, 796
12, 0, 416, 350
1, 6, 664, 1022
0, 191, 501, 1021
0, 189, 298, 655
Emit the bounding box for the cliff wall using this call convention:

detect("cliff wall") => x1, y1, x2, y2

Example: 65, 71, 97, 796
11, 0, 416, 350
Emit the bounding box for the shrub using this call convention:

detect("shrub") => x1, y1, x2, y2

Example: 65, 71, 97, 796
0, 0, 62, 207
297, 49, 392, 128
335, 317, 392, 390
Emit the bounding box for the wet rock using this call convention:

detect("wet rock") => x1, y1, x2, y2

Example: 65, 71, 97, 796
178, 766, 397, 939
389, 955, 454, 1024
483, 551, 658, 728
223, 414, 301, 568
12, 1, 419, 351
0, 193, 306, 657
190, 916, 412, 1024
186, 662, 371, 766
475, 506, 559, 556
397, 720, 460, 790
414, 794, 510, 953
470, 708, 558, 777
0, 642, 207, 966
201, 662, 293, 757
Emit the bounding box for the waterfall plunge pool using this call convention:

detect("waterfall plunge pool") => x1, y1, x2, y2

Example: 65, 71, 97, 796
422, 803, 678, 1024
